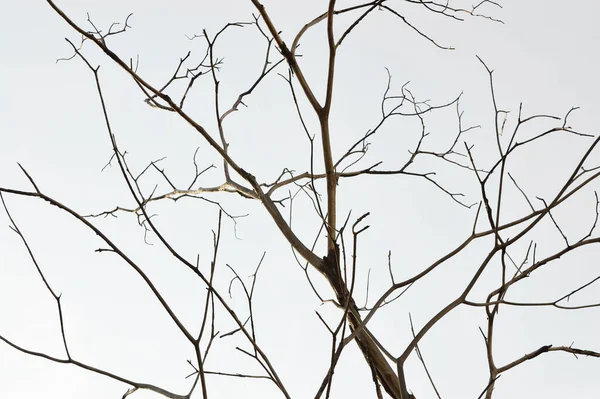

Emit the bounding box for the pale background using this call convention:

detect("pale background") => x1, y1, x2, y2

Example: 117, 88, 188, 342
1, 1, 599, 398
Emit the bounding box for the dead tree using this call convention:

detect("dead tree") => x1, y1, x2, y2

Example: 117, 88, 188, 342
1, 1, 599, 398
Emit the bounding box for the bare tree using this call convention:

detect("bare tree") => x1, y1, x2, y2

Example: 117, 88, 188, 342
1, 1, 600, 398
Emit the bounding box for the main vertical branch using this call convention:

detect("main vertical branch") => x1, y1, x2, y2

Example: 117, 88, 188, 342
321, 0, 337, 251
252, 0, 338, 250
252, 2, 404, 397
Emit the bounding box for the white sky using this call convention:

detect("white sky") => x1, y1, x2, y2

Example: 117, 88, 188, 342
1, 1, 600, 398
